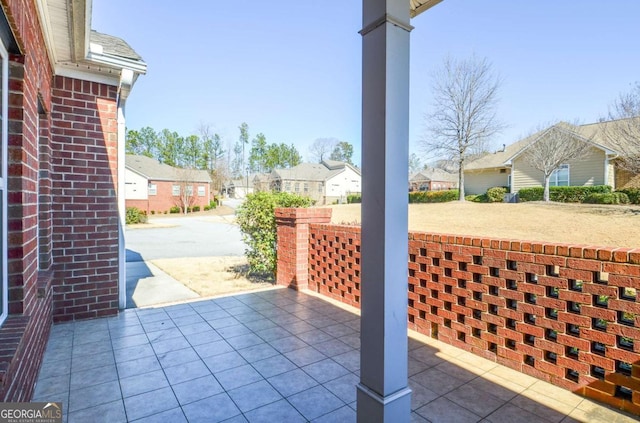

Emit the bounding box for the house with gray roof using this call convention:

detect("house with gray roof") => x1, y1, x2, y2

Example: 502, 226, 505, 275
253, 160, 361, 204
409, 168, 457, 192
125, 155, 212, 213
464, 120, 639, 195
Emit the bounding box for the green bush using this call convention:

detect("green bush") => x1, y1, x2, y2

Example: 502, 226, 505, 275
486, 187, 507, 203
209, 199, 218, 209
616, 188, 640, 204
518, 185, 612, 202
236, 191, 314, 276
169, 206, 181, 214
409, 190, 459, 203
583, 192, 630, 205
192, 205, 200, 212
126, 207, 147, 224
347, 194, 361, 204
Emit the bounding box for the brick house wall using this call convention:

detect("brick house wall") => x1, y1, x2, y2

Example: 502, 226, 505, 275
276, 207, 640, 415
126, 179, 211, 214
0, 0, 123, 401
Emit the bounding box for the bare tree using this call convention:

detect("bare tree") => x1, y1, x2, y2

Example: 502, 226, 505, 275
422, 55, 504, 200
602, 82, 640, 174
522, 123, 592, 202
308, 138, 338, 163
174, 168, 199, 214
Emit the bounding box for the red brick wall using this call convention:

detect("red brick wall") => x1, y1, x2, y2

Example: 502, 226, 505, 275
126, 179, 212, 214
50, 76, 120, 322
277, 207, 640, 415
0, 0, 55, 401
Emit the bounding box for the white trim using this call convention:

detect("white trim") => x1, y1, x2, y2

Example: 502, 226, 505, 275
604, 155, 610, 188
0, 39, 8, 326
34, 0, 58, 71
55, 64, 121, 86
86, 51, 147, 74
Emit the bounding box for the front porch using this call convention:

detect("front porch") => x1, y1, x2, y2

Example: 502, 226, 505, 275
34, 287, 634, 423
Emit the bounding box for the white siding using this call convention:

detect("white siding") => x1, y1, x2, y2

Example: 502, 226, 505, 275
464, 169, 508, 195
125, 169, 148, 200
325, 167, 361, 198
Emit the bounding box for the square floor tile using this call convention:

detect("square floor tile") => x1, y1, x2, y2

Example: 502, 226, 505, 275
322, 373, 359, 404
288, 385, 344, 421
226, 333, 264, 350
237, 343, 279, 362
117, 355, 161, 379
312, 405, 356, 423
446, 384, 506, 417
269, 336, 309, 353
124, 387, 178, 421
202, 351, 247, 373
67, 399, 126, 423
193, 340, 234, 358
120, 369, 169, 398
157, 347, 199, 368
415, 397, 481, 423
228, 380, 282, 412
268, 369, 318, 397
244, 399, 306, 423
164, 360, 211, 385
172, 375, 224, 405
69, 380, 121, 413
215, 364, 263, 391
70, 364, 118, 390
252, 354, 297, 378
284, 345, 326, 367
182, 393, 242, 423
302, 359, 349, 384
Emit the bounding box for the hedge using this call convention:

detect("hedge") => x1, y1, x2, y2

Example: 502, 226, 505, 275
583, 192, 630, 205
409, 190, 459, 203
616, 188, 640, 205
517, 185, 612, 203
486, 187, 507, 203
126, 207, 147, 224
347, 194, 361, 204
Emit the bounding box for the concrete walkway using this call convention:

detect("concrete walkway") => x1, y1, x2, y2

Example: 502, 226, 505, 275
126, 261, 199, 308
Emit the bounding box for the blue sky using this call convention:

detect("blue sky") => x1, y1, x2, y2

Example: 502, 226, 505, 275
92, 0, 640, 166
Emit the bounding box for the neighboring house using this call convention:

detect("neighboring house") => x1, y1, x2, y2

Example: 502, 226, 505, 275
125, 155, 212, 213
0, 1, 145, 401
222, 174, 260, 199
258, 160, 361, 204
409, 169, 457, 191
464, 120, 637, 195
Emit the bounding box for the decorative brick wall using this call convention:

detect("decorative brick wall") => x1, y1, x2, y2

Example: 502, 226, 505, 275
277, 207, 640, 415
275, 208, 331, 290
50, 76, 120, 322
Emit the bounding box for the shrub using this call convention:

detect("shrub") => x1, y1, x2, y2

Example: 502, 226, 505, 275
583, 192, 630, 205
169, 206, 181, 214
204, 205, 212, 211
616, 188, 640, 205
347, 194, 361, 204
236, 191, 314, 276
409, 190, 459, 203
486, 187, 507, 203
518, 185, 612, 203
209, 199, 218, 209
125, 207, 147, 224
192, 205, 200, 212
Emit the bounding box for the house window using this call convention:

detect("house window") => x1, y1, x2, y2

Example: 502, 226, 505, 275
186, 186, 193, 196
284, 182, 291, 191
172, 185, 180, 196
0, 39, 8, 326
198, 186, 205, 196
148, 184, 157, 195
294, 183, 300, 192
550, 164, 569, 187
303, 183, 309, 193
318, 182, 323, 192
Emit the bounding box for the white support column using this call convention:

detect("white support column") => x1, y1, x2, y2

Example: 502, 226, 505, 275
357, 0, 412, 422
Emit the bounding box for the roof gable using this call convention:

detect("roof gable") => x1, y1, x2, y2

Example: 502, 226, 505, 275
125, 155, 211, 183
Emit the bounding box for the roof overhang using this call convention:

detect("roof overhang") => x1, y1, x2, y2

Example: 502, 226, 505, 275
35, 0, 146, 86
410, 0, 445, 18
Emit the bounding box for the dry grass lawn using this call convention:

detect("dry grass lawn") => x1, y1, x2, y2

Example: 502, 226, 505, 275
151, 256, 274, 297
329, 202, 640, 249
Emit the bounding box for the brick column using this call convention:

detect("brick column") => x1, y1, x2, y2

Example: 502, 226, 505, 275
275, 208, 332, 290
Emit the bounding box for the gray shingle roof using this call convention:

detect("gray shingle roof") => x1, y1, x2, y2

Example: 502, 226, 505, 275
410, 168, 457, 182
90, 30, 143, 61
465, 119, 631, 171
270, 160, 360, 182
125, 155, 211, 183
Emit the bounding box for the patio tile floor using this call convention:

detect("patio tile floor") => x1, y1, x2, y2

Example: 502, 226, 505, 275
33, 287, 637, 423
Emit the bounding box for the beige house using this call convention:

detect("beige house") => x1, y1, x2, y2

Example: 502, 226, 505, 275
409, 168, 457, 191
464, 120, 637, 195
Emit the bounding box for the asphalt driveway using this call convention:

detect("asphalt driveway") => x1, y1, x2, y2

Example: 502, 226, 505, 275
126, 215, 246, 262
